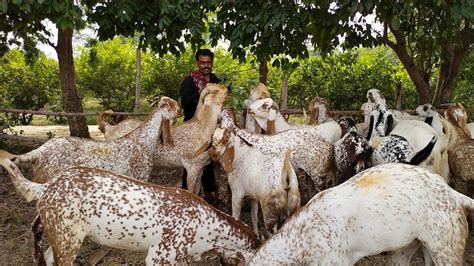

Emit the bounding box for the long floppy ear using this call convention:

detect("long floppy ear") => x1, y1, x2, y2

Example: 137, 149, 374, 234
309, 106, 318, 125
222, 146, 235, 173
367, 115, 374, 141
160, 119, 174, 147
266, 119, 276, 135
254, 121, 262, 134
187, 141, 211, 160
385, 114, 394, 135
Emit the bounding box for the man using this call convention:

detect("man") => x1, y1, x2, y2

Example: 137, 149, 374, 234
180, 48, 220, 203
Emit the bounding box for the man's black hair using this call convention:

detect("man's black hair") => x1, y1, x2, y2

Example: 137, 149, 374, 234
195, 49, 214, 61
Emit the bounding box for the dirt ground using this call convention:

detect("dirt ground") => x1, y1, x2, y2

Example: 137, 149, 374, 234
0, 125, 473, 265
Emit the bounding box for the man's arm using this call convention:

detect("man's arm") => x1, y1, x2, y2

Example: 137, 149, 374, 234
180, 76, 199, 121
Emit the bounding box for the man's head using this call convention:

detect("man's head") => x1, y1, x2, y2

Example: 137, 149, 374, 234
195, 49, 214, 76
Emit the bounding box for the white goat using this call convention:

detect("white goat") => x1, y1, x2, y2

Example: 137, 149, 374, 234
211, 128, 300, 234
0, 154, 260, 265
218, 109, 335, 193
468, 123, 474, 138
414, 103, 445, 136
2, 97, 179, 183
248, 98, 341, 143
367, 104, 450, 181
153, 83, 228, 195
248, 164, 474, 265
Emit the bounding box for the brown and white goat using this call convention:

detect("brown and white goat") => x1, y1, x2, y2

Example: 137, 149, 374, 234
248, 97, 341, 143
2, 97, 179, 183
97, 110, 142, 140
0, 154, 260, 265
153, 83, 229, 195
249, 163, 474, 265
240, 82, 271, 133
211, 128, 300, 234
444, 104, 474, 195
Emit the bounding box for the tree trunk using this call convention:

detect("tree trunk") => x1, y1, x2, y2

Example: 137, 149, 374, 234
56, 27, 90, 138
134, 47, 141, 112
281, 79, 288, 110
259, 61, 268, 85
395, 82, 402, 110
432, 24, 472, 107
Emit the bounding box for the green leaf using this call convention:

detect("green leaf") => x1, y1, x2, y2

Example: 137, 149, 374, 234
391, 16, 400, 30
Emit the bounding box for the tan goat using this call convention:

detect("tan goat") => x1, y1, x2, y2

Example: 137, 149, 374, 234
153, 83, 229, 195
2, 97, 179, 182
97, 110, 142, 140
444, 104, 474, 195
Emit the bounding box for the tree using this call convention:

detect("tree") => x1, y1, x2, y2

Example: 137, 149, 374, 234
320, 1, 474, 106
0, 49, 60, 125
76, 37, 138, 113
1, 1, 90, 137
207, 1, 473, 106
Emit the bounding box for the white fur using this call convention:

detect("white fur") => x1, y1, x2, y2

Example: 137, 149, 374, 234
211, 128, 300, 234
249, 164, 474, 265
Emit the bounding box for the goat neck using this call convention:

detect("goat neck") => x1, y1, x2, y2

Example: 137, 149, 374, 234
123, 107, 169, 151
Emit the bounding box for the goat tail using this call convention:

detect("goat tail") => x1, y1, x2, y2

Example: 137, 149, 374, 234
0, 151, 44, 202
408, 135, 437, 165
453, 190, 474, 211
281, 148, 301, 214
281, 148, 292, 190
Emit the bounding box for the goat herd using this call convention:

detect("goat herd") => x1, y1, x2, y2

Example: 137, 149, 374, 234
0, 83, 473, 265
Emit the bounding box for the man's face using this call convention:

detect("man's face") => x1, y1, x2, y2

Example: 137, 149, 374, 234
197, 55, 213, 76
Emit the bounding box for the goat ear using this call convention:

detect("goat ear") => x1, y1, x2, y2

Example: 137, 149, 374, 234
367, 115, 374, 141
311, 107, 320, 125
222, 146, 234, 173
267, 119, 276, 135
186, 141, 211, 160
385, 114, 394, 135
160, 119, 174, 147
255, 121, 262, 134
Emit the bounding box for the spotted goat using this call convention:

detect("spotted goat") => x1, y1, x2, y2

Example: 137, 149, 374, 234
211, 127, 300, 234
1, 97, 179, 183
153, 83, 229, 195
218, 108, 335, 194
248, 97, 341, 143
444, 104, 474, 197
0, 153, 261, 265
248, 164, 474, 265
333, 117, 373, 184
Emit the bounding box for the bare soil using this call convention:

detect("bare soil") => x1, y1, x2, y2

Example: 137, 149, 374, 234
0, 125, 473, 265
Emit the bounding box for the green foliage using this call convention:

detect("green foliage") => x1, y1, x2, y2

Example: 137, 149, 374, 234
85, 0, 208, 55
454, 47, 474, 110
76, 37, 138, 112
0, 49, 60, 125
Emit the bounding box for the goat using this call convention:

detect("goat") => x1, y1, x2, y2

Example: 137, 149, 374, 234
367, 104, 448, 180
307, 96, 343, 142
248, 98, 341, 143
248, 163, 474, 265
0, 154, 260, 265
211, 128, 300, 234
153, 83, 229, 195
218, 107, 335, 193
334, 117, 373, 184
240, 83, 271, 133
2, 97, 179, 183
97, 110, 142, 140
414, 103, 445, 136
355, 101, 375, 139
468, 123, 474, 138
366, 88, 417, 120
444, 104, 474, 196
